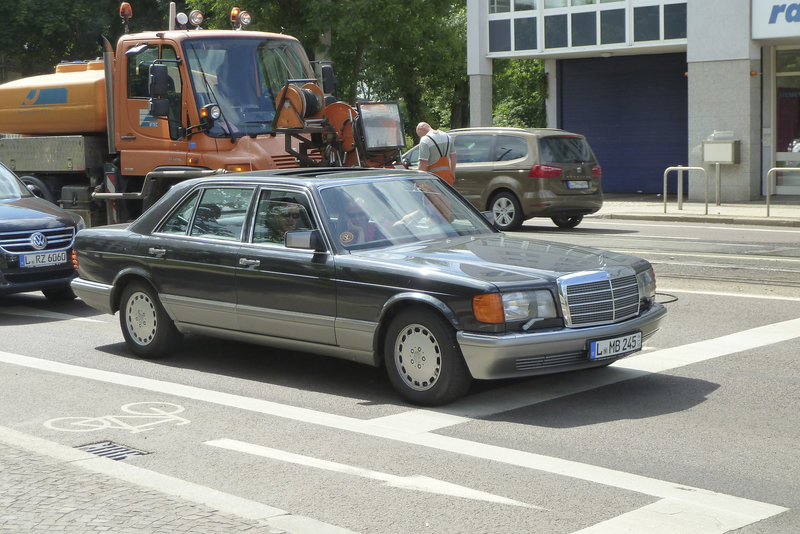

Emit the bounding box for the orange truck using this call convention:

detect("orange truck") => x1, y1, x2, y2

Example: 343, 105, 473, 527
0, 3, 405, 225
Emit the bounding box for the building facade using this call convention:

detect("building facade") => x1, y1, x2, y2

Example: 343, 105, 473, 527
467, 0, 800, 199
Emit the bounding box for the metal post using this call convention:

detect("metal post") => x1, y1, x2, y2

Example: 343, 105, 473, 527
677, 167, 684, 210
715, 162, 721, 206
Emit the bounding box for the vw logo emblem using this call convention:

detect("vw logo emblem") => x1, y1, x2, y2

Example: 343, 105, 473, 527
30, 232, 47, 250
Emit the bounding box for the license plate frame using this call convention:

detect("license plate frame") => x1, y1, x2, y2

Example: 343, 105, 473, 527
566, 180, 589, 190
19, 250, 68, 268
589, 332, 642, 360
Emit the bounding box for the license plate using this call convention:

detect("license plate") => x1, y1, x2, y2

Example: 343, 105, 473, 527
589, 332, 641, 360
567, 180, 589, 189
20, 250, 67, 268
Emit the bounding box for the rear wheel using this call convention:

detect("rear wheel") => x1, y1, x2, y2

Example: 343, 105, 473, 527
489, 191, 524, 231
384, 308, 471, 406
119, 281, 182, 359
551, 215, 584, 229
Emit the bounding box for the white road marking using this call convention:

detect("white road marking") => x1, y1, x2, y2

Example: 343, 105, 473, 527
0, 425, 355, 534
659, 287, 800, 302
0, 314, 793, 532
0, 306, 104, 323
206, 438, 537, 509
583, 219, 800, 234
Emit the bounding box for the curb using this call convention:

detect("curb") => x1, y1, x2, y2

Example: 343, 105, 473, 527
588, 212, 800, 228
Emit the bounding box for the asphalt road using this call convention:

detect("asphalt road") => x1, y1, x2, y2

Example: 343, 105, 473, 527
1, 218, 798, 533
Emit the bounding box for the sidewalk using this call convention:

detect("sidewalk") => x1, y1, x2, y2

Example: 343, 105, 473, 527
0, 426, 355, 534
589, 193, 800, 227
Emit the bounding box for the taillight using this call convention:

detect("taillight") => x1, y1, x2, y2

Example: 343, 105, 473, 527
71, 250, 79, 270
592, 165, 602, 178
529, 165, 563, 178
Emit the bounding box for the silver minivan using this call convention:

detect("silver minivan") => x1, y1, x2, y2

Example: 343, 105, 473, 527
403, 127, 603, 230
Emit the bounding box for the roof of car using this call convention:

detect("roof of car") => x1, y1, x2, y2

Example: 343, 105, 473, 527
446, 127, 583, 137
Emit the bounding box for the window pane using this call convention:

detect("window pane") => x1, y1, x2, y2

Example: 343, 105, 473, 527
664, 3, 687, 39
539, 136, 593, 164
601, 8, 625, 44
489, 19, 512, 52
571, 12, 596, 46
453, 135, 493, 163
253, 192, 313, 245
490, 0, 511, 13
515, 0, 536, 11
159, 191, 200, 235
634, 6, 660, 42
515, 17, 537, 50
495, 136, 528, 161
777, 50, 800, 73
190, 188, 254, 241
127, 45, 159, 98
544, 0, 567, 8
545, 14, 568, 48
572, 0, 595, 6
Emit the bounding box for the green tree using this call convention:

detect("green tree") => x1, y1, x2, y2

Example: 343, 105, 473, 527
0, 1, 168, 78
492, 58, 547, 128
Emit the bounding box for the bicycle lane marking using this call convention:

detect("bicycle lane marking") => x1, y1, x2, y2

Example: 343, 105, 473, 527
0, 319, 793, 534
44, 402, 190, 433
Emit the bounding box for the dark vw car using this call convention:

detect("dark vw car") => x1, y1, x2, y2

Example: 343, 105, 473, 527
71, 168, 666, 405
0, 162, 84, 300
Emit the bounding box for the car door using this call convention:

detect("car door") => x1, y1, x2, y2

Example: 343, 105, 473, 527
235, 187, 337, 345
142, 185, 256, 329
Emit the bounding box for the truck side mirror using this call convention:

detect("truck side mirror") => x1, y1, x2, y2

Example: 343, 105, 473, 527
321, 64, 337, 96
149, 63, 169, 97
149, 98, 170, 117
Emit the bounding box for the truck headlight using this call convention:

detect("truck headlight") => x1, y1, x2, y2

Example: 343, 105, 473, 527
502, 290, 557, 322
636, 267, 656, 302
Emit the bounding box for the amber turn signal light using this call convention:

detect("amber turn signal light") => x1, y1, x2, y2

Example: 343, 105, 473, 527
472, 293, 504, 324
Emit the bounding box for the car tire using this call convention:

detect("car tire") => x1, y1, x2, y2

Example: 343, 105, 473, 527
384, 308, 472, 406
119, 281, 182, 359
551, 215, 584, 229
489, 191, 524, 231
42, 286, 76, 301
20, 175, 58, 204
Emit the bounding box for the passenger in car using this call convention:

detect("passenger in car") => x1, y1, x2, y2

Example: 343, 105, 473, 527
337, 198, 384, 246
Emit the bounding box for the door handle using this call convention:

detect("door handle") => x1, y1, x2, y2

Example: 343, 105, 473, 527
148, 247, 166, 258
239, 258, 260, 267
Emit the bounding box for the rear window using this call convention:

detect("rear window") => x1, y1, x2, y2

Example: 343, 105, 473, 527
538, 136, 594, 164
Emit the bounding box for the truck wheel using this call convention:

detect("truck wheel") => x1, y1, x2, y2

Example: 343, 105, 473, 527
489, 191, 524, 231
20, 175, 57, 204
119, 281, 182, 359
551, 215, 583, 229
384, 308, 471, 406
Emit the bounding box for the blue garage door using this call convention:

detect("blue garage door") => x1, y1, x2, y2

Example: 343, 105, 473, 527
558, 53, 687, 193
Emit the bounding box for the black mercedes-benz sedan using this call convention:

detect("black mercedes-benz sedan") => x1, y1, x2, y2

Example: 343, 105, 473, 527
0, 162, 85, 300
71, 168, 666, 405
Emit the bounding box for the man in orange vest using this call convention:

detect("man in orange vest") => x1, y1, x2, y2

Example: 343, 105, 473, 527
416, 122, 457, 185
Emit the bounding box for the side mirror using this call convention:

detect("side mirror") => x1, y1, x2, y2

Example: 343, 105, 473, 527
149, 63, 169, 97
285, 229, 326, 252
149, 98, 170, 117
320, 64, 338, 96
402, 157, 409, 169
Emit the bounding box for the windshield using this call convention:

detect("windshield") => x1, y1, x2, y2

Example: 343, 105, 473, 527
184, 36, 315, 138
318, 177, 495, 251
0, 164, 31, 200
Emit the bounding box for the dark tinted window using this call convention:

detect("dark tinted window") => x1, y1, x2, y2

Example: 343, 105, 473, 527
664, 3, 687, 39
601, 9, 625, 44
571, 12, 596, 47
515, 17, 537, 51
253, 190, 314, 245
538, 136, 594, 164
489, 19, 512, 52
159, 190, 201, 235
189, 187, 254, 241
453, 134, 493, 163
494, 135, 528, 161
634, 6, 659, 42
545, 15, 568, 48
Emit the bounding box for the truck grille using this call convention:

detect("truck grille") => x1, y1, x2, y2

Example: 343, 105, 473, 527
272, 154, 300, 168
558, 270, 640, 327
0, 226, 75, 254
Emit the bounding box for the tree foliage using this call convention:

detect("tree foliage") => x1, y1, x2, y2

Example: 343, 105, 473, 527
492, 58, 547, 128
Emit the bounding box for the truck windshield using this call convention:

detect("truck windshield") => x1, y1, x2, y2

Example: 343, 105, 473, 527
184, 36, 315, 138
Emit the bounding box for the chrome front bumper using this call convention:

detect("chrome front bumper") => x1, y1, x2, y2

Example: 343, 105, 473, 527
457, 302, 667, 380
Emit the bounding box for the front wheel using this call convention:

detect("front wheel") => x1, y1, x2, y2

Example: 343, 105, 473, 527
489, 191, 524, 231
119, 281, 182, 359
551, 215, 584, 229
384, 308, 472, 406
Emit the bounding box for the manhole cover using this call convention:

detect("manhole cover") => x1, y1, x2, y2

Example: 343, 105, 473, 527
77, 441, 150, 461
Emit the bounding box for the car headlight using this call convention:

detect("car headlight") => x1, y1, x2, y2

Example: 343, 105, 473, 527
636, 267, 656, 302
503, 290, 557, 322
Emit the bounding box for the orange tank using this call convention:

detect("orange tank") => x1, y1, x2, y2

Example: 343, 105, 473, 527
0, 61, 107, 135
